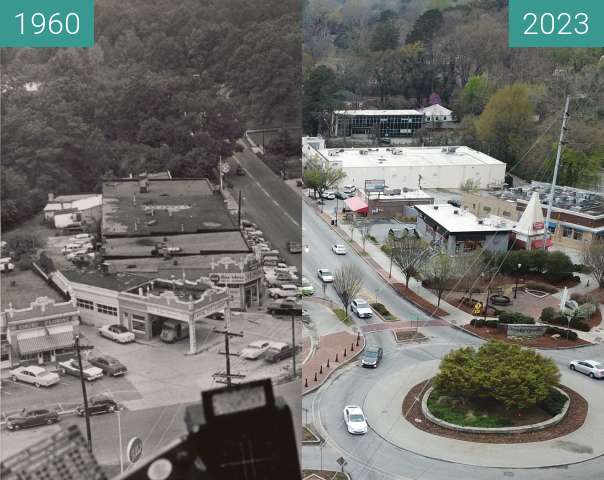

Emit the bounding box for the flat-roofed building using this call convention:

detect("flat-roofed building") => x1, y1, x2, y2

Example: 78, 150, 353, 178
415, 204, 515, 255
354, 188, 434, 219
309, 145, 506, 191
0, 297, 79, 367
332, 110, 424, 138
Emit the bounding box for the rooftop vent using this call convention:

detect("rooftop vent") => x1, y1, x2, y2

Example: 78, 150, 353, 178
434, 205, 439, 210
454, 209, 459, 215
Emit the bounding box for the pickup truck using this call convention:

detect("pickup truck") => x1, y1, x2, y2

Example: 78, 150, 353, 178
266, 299, 302, 315
287, 241, 302, 254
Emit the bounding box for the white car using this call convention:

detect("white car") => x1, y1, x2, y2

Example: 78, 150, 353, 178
569, 360, 604, 379
351, 298, 373, 319
69, 233, 93, 242
67, 249, 94, 260
9, 366, 60, 388
321, 191, 336, 200
268, 284, 300, 299
98, 324, 136, 343
332, 244, 347, 255
317, 268, 334, 283
343, 185, 357, 194
58, 359, 104, 381
240, 341, 271, 360
343, 405, 368, 434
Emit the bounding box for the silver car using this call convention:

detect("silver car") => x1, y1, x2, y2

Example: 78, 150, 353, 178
569, 360, 604, 379
9, 366, 60, 387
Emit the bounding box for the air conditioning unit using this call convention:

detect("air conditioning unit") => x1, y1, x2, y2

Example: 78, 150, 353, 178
453, 210, 459, 215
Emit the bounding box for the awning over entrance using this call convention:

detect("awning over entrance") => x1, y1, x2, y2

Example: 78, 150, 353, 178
345, 196, 368, 214
18, 332, 74, 355
531, 238, 553, 249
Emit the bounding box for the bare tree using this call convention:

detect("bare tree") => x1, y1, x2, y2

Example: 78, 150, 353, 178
456, 249, 486, 303
357, 220, 372, 252
388, 234, 432, 288
421, 252, 461, 308
583, 241, 604, 288
333, 264, 364, 315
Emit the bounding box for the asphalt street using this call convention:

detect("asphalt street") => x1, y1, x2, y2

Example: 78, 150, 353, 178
228, 143, 301, 269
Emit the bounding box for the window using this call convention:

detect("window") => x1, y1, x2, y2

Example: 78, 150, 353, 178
97, 304, 117, 316
502, 211, 511, 218
563, 227, 573, 238
573, 230, 583, 241
132, 318, 146, 332
483, 206, 491, 212
77, 299, 94, 310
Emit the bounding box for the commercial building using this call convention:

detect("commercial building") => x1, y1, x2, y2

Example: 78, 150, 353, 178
43, 193, 103, 229
415, 204, 515, 255
348, 188, 433, 219
306, 145, 506, 191
512, 192, 552, 250
0, 297, 79, 367
465, 182, 604, 250
332, 110, 425, 138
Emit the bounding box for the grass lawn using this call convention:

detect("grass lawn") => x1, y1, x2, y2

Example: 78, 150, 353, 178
1, 270, 64, 310
427, 389, 563, 428
333, 308, 353, 326
370, 302, 398, 321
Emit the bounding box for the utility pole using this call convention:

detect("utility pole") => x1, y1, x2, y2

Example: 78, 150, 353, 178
213, 293, 244, 387
75, 335, 92, 452
219, 156, 223, 192
291, 313, 297, 378
238, 190, 242, 227
543, 95, 571, 250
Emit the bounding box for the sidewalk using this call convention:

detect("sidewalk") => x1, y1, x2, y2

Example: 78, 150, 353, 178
302, 331, 364, 395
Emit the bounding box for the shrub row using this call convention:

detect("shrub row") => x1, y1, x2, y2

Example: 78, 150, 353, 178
371, 302, 390, 316
541, 307, 591, 331
498, 311, 535, 325
541, 388, 568, 416
469, 318, 499, 328
545, 326, 578, 341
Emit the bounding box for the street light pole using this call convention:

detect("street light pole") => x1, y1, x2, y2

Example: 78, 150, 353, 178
514, 263, 522, 299
388, 245, 394, 279
291, 313, 297, 378
75, 335, 92, 452
117, 409, 124, 474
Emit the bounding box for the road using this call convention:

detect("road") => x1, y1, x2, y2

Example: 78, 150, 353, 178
227, 142, 301, 269
1, 379, 301, 472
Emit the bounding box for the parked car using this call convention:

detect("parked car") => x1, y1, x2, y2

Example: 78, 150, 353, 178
361, 347, 383, 368
335, 191, 348, 200
98, 324, 136, 344
321, 191, 336, 200
88, 355, 127, 376
266, 299, 302, 316
76, 396, 120, 416
343, 405, 368, 434
240, 341, 271, 360
569, 360, 604, 379
299, 277, 315, 296
351, 299, 373, 319
69, 233, 93, 243
447, 199, 461, 208
6, 408, 59, 431
206, 311, 225, 320
268, 284, 301, 299
0, 257, 15, 273
62, 242, 85, 254
287, 241, 302, 253
317, 268, 334, 283
58, 359, 104, 381
332, 244, 347, 255
264, 342, 301, 363
343, 185, 357, 194
9, 366, 60, 387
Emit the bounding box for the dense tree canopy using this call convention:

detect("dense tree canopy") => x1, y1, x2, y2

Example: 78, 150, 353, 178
1, 0, 301, 230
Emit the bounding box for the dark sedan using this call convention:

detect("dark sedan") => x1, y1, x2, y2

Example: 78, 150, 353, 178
6, 408, 60, 431
88, 355, 127, 376
76, 397, 120, 416
361, 347, 383, 368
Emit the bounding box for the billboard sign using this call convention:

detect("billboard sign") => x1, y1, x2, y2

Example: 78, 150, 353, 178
365, 179, 385, 192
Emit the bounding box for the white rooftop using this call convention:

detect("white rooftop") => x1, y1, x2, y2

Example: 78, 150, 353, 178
420, 104, 453, 116
360, 189, 432, 201
333, 109, 422, 116
318, 146, 505, 168
416, 204, 516, 233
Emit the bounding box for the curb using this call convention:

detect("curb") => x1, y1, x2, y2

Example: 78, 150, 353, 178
458, 325, 597, 349
303, 336, 365, 396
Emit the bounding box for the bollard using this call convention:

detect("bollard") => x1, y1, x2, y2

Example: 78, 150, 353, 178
305, 378, 308, 388
356, 332, 360, 346
351, 342, 354, 352
344, 348, 347, 357
314, 372, 318, 382
327, 358, 330, 368
335, 353, 339, 362
319, 365, 323, 374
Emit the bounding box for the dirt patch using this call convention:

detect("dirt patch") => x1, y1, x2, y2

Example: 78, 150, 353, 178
403, 380, 588, 444
395, 329, 428, 342
392, 284, 449, 317
463, 325, 592, 348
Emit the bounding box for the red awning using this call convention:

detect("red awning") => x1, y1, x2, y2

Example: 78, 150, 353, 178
345, 196, 368, 214
531, 238, 553, 249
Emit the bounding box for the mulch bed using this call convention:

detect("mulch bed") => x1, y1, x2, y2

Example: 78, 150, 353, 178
402, 380, 588, 444
392, 283, 449, 317
584, 309, 602, 330
463, 325, 592, 348
395, 329, 428, 342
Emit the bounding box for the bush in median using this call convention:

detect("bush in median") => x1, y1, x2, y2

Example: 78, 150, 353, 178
498, 311, 535, 325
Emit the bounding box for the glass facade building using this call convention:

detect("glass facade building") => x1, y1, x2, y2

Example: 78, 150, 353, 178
334, 110, 425, 138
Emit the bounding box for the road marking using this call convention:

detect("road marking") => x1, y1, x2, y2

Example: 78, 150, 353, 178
232, 154, 301, 228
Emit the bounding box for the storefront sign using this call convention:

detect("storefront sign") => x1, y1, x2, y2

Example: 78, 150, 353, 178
192, 298, 229, 321
533, 221, 544, 230
146, 306, 189, 322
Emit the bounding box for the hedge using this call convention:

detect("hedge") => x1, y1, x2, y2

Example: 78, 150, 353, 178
485, 319, 499, 328
498, 311, 535, 325
541, 388, 568, 416
470, 318, 485, 327
545, 326, 578, 341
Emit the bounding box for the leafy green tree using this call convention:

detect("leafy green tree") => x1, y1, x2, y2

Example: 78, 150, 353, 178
302, 159, 346, 198
461, 75, 493, 115
369, 20, 400, 51
546, 146, 601, 190
303, 65, 341, 135
475, 84, 536, 165
405, 9, 443, 46
434, 341, 561, 411
545, 251, 574, 281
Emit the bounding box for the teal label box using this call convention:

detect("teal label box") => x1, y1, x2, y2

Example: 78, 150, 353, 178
0, 0, 94, 48
509, 0, 604, 48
